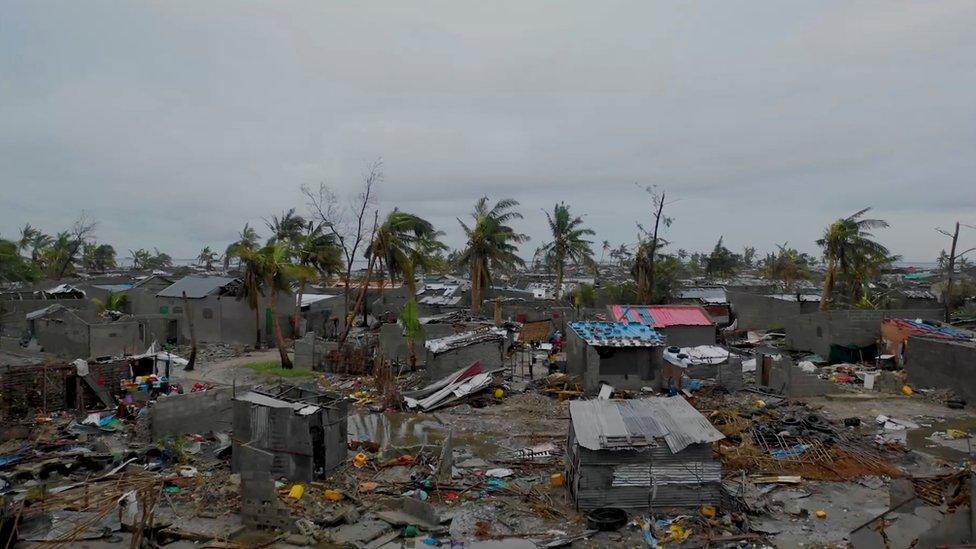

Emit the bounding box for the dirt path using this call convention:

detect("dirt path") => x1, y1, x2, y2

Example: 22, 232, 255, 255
167, 349, 283, 387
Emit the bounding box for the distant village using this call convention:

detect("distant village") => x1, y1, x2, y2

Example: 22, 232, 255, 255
1, 177, 975, 546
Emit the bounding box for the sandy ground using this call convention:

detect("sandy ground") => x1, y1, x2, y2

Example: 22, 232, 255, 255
167, 348, 285, 387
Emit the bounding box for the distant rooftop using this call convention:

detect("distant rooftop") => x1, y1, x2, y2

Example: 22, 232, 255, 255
569, 321, 664, 347
608, 304, 714, 328
157, 276, 240, 299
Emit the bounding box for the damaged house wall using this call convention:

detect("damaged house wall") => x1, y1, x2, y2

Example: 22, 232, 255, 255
728, 291, 820, 331
906, 336, 976, 404
150, 386, 235, 440
232, 386, 349, 482
424, 336, 505, 380
566, 322, 664, 394
28, 306, 153, 359
783, 309, 942, 358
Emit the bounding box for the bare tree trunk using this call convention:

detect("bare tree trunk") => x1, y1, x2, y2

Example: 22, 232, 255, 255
820, 259, 836, 311
181, 291, 197, 371
407, 338, 417, 371
648, 192, 665, 304
269, 288, 293, 369
945, 222, 959, 323
293, 278, 306, 340
254, 293, 262, 349
340, 253, 377, 344
554, 256, 564, 300
471, 258, 482, 314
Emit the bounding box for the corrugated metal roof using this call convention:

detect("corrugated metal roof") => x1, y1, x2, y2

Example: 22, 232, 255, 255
157, 276, 238, 298
568, 321, 664, 347
883, 318, 973, 341
677, 287, 727, 303
570, 397, 724, 454
609, 305, 714, 328
425, 327, 506, 353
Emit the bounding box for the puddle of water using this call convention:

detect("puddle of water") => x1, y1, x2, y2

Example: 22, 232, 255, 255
347, 411, 502, 459
907, 416, 976, 460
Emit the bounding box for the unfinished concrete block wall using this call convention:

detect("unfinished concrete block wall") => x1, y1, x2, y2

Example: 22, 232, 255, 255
763, 355, 838, 397
34, 316, 90, 359
784, 308, 942, 357
150, 387, 235, 440
906, 336, 976, 403
88, 321, 145, 358
425, 339, 505, 379
660, 325, 715, 348
729, 292, 803, 331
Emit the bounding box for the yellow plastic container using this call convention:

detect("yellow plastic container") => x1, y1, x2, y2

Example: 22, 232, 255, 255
288, 484, 305, 500
701, 505, 716, 518
901, 385, 914, 396
550, 473, 565, 487
494, 388, 505, 399
353, 452, 369, 468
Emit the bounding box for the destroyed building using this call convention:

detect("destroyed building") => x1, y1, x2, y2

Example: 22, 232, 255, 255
784, 308, 943, 359
608, 304, 715, 347
423, 327, 508, 379
566, 321, 665, 394
566, 398, 724, 511
905, 334, 976, 404
232, 384, 349, 482
25, 304, 174, 359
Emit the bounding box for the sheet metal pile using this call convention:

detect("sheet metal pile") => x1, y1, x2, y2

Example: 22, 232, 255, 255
703, 391, 904, 481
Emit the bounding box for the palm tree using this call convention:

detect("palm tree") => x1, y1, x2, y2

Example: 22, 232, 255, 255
817, 208, 892, 310
197, 246, 217, 270
457, 197, 528, 314
233, 246, 265, 349
370, 210, 445, 295
92, 291, 129, 313
266, 209, 307, 247
235, 244, 296, 367
291, 221, 342, 336
611, 244, 631, 267
400, 298, 424, 370
537, 202, 596, 300
600, 240, 611, 265
224, 223, 260, 270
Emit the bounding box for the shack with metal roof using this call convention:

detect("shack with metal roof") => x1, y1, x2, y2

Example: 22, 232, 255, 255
566, 321, 665, 394
608, 304, 716, 347
566, 397, 724, 511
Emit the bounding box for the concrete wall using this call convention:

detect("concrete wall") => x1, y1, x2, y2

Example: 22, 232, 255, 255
88, 321, 145, 358
659, 325, 715, 348
906, 336, 976, 404
154, 292, 295, 346
425, 339, 505, 379
783, 308, 943, 357
760, 354, 839, 397
0, 298, 90, 338
150, 387, 235, 440
729, 292, 818, 331
32, 314, 90, 358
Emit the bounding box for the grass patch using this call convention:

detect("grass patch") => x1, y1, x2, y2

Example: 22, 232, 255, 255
243, 361, 315, 379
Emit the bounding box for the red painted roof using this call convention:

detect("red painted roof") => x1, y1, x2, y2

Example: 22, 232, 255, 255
609, 304, 714, 328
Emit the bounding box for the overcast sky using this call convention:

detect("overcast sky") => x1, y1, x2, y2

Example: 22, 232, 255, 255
2, 1, 974, 263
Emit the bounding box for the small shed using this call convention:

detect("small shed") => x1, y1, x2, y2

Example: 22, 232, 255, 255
232, 384, 349, 482
608, 304, 716, 347
566, 398, 724, 511
566, 321, 665, 394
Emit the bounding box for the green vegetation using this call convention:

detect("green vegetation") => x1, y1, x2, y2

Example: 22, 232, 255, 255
243, 360, 315, 379
457, 197, 529, 314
